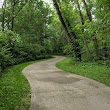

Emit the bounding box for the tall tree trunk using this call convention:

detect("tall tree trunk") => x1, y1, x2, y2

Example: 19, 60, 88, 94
76, 0, 91, 59
53, 0, 82, 61
2, 6, 5, 31
11, 0, 16, 31
65, 19, 82, 61
82, 0, 100, 60
10, 0, 28, 30
2, 0, 6, 31
82, 0, 92, 22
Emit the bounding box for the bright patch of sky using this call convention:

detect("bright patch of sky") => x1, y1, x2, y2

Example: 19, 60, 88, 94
0, 0, 4, 7
44, 0, 53, 8
44, 0, 52, 3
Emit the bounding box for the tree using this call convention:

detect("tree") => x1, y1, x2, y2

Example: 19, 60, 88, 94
53, 0, 82, 61
74, 0, 92, 59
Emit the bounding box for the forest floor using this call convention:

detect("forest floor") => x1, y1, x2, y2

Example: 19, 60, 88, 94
23, 56, 110, 110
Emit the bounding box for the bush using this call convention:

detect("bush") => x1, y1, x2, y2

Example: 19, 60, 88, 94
0, 30, 52, 73
63, 44, 72, 55
0, 31, 14, 74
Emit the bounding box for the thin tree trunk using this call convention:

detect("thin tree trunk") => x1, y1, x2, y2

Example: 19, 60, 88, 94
65, 19, 82, 61
76, 0, 91, 59
2, 6, 5, 31
11, 0, 17, 30
82, 0, 92, 22
2, 0, 6, 31
3, 0, 28, 30
82, 0, 100, 60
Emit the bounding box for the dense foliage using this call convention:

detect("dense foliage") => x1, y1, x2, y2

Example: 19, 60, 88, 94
0, 0, 110, 72
53, 0, 110, 64
0, 29, 52, 74
0, 0, 53, 73
0, 0, 110, 109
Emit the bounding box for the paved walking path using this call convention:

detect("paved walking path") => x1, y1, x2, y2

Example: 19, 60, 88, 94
23, 56, 110, 110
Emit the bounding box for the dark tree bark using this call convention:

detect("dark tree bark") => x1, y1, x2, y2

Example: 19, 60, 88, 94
3, 0, 28, 30
2, 0, 6, 31
76, 0, 84, 25
53, 0, 82, 61
11, 0, 17, 30
82, 0, 92, 22
76, 0, 92, 59
82, 0, 100, 60
2, 6, 5, 31
65, 19, 82, 61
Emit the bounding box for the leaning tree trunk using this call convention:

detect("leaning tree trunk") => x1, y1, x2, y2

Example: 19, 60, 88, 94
53, 0, 82, 61
82, 0, 92, 22
82, 0, 100, 60
76, 0, 92, 59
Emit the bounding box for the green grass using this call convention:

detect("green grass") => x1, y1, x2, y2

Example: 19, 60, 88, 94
56, 57, 110, 86
0, 59, 47, 110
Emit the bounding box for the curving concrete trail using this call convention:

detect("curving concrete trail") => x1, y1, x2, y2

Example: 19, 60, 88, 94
23, 56, 110, 110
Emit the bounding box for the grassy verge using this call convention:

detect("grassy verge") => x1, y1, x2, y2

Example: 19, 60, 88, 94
56, 57, 110, 87
0, 59, 48, 110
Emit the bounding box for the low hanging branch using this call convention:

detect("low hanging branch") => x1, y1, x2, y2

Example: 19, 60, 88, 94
52, 0, 82, 61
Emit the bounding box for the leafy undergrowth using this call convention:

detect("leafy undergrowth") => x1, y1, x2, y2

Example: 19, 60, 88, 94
0, 59, 46, 110
56, 57, 110, 87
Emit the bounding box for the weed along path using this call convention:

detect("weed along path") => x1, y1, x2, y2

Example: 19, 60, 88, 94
23, 56, 110, 110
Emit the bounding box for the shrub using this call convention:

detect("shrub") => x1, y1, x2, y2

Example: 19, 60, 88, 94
63, 44, 72, 55
0, 45, 12, 76
0, 30, 52, 73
